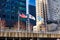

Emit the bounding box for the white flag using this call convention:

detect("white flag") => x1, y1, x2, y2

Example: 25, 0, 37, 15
29, 14, 35, 20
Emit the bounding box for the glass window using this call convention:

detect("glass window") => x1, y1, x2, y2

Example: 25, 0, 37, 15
53, 0, 58, 2
20, 2, 25, 6
6, 15, 10, 19
22, 0, 26, 1
19, 7, 26, 11
2, 14, 6, 18
11, 16, 14, 20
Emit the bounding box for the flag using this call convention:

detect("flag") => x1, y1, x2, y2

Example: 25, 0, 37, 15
29, 14, 35, 20
19, 13, 27, 18
19, 13, 35, 20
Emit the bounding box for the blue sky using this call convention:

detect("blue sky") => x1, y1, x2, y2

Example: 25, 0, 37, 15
29, 0, 35, 6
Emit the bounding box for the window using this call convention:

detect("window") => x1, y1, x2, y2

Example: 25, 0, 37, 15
22, 0, 26, 1
19, 7, 26, 11
6, 14, 10, 19
2, 14, 6, 18
53, 0, 58, 2
11, 16, 14, 20
20, 2, 25, 6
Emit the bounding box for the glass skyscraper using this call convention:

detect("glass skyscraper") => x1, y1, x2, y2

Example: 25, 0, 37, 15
0, 0, 26, 30
0, 0, 36, 31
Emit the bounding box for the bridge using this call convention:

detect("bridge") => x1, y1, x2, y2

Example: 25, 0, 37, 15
0, 31, 60, 38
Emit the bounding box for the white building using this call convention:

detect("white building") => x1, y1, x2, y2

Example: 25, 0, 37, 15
36, 0, 60, 22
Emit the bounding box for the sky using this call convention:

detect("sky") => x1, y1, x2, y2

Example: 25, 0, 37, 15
29, 0, 35, 6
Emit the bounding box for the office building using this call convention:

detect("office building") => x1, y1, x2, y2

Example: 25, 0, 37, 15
36, 0, 46, 32
36, 0, 60, 32
0, 0, 36, 31
47, 0, 60, 21
0, 0, 26, 30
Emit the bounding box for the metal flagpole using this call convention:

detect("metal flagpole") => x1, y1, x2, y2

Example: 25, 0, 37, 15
0, 18, 1, 31
26, 0, 30, 32
18, 11, 20, 31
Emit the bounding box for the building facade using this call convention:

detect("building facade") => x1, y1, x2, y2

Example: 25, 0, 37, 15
0, 0, 26, 30
47, 0, 60, 21
29, 5, 36, 26
0, 0, 36, 31
36, 0, 46, 32
45, 0, 60, 31
36, 0, 60, 32
36, 0, 60, 23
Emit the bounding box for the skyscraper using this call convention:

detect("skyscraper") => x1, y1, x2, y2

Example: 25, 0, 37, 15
0, 0, 26, 30
47, 0, 60, 21
0, 0, 36, 31
44, 0, 60, 31
36, 0, 46, 32
0, 0, 18, 29
36, 0, 60, 32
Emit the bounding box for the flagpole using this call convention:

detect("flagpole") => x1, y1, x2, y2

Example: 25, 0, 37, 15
18, 11, 20, 31
0, 18, 1, 31
26, 0, 30, 32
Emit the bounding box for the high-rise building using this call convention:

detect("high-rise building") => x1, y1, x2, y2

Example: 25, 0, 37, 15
0, 0, 26, 30
36, 0, 60, 23
36, 0, 60, 32
44, 0, 60, 31
36, 0, 46, 32
29, 5, 36, 26
36, 0, 45, 25
47, 0, 60, 21
0, 0, 36, 31
29, 5, 36, 31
